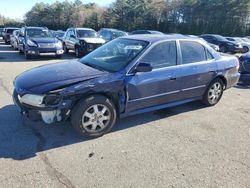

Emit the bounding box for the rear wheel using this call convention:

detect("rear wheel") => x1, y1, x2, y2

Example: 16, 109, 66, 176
202, 78, 224, 106
71, 95, 117, 137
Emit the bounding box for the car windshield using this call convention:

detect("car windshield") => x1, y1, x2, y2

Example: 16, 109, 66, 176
7, 29, 17, 34
56, 32, 65, 37
27, 29, 53, 38
77, 29, 97, 38
112, 31, 127, 38
80, 38, 148, 72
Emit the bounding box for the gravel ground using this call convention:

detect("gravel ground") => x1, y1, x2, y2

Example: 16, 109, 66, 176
0, 41, 249, 188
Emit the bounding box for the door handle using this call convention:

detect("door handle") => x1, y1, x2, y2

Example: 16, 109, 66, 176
170, 77, 177, 81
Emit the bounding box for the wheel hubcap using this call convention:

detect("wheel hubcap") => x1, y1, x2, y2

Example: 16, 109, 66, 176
82, 104, 111, 133
208, 82, 222, 104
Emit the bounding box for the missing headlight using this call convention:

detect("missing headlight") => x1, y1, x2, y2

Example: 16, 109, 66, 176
44, 95, 62, 106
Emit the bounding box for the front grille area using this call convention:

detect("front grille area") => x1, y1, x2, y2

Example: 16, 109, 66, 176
243, 61, 250, 72
87, 43, 102, 50
38, 43, 55, 48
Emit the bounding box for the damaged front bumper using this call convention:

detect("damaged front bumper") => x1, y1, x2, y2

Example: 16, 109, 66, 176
13, 90, 72, 124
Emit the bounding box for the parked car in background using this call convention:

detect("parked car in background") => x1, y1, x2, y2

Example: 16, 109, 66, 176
51, 30, 65, 41
18, 27, 64, 59
98, 28, 128, 42
0, 28, 4, 38
200, 34, 243, 53
188, 35, 220, 51
2, 27, 19, 44
226, 37, 250, 53
63, 27, 105, 57
130, 30, 164, 35
13, 35, 240, 137
238, 52, 250, 84
10, 29, 20, 50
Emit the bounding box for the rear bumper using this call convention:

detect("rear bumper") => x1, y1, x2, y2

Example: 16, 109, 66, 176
226, 72, 240, 89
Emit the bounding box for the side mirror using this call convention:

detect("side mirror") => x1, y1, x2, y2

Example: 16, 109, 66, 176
70, 35, 76, 38
134, 63, 152, 73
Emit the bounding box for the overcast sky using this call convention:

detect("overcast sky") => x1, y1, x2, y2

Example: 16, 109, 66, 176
0, 0, 114, 20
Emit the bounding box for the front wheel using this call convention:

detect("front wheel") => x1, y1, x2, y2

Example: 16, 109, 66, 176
220, 45, 227, 53
71, 95, 117, 137
24, 50, 31, 60
75, 46, 83, 58
63, 43, 69, 54
202, 78, 224, 106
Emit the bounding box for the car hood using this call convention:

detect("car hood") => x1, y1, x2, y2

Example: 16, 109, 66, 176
30, 37, 57, 43
14, 60, 108, 94
79, 37, 105, 44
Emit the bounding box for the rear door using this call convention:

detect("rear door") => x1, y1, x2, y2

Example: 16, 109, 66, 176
126, 41, 183, 112
178, 40, 217, 99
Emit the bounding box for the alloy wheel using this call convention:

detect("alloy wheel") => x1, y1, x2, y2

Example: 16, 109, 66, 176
81, 104, 111, 133
208, 82, 222, 104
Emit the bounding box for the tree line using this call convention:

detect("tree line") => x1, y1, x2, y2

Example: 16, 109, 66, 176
2, 0, 250, 36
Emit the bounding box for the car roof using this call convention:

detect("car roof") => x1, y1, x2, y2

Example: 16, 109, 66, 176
121, 34, 195, 43
100, 28, 125, 32
5, 27, 19, 30
75, 28, 95, 31
25, 27, 48, 30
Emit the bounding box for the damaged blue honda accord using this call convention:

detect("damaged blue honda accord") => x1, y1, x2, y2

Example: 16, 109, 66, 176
13, 34, 240, 137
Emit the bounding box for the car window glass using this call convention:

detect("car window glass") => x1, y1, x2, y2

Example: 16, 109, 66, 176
180, 41, 206, 64
206, 50, 214, 60
100, 30, 111, 39
141, 41, 177, 69
66, 30, 71, 37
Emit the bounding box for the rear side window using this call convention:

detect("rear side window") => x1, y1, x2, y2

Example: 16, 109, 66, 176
180, 41, 206, 64
141, 41, 177, 69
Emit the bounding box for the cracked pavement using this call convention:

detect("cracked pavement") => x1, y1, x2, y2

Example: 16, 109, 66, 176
0, 41, 249, 188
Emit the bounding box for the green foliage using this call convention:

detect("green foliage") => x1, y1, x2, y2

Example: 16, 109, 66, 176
3, 0, 249, 36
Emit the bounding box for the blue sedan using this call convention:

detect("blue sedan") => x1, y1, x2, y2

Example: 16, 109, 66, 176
13, 35, 240, 137
239, 53, 250, 84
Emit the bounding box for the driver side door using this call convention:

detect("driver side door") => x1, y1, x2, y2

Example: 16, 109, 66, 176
126, 41, 183, 112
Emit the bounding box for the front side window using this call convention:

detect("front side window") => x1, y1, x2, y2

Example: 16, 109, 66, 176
77, 29, 97, 38
80, 38, 148, 72
141, 41, 177, 69
180, 41, 206, 64
26, 29, 53, 38
66, 30, 71, 37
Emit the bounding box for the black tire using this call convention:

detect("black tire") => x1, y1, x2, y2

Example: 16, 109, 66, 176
75, 46, 82, 58
71, 95, 117, 137
56, 55, 62, 59
63, 43, 69, 54
220, 45, 227, 53
202, 78, 224, 106
24, 50, 31, 60
243, 46, 249, 53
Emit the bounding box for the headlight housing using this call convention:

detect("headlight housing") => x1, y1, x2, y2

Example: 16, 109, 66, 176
20, 94, 44, 107
44, 95, 62, 106
27, 39, 37, 47
55, 40, 62, 48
